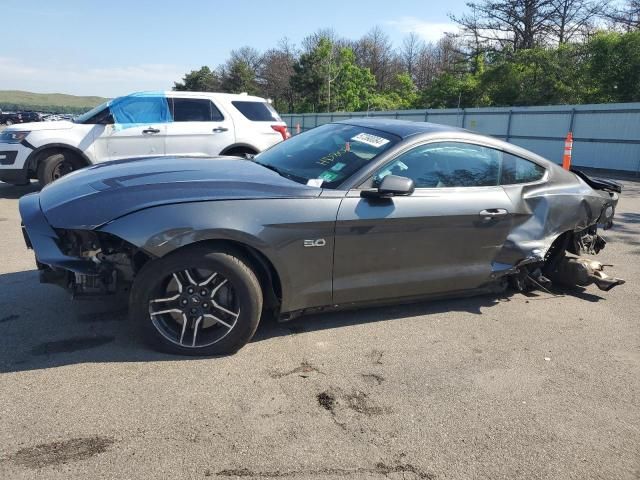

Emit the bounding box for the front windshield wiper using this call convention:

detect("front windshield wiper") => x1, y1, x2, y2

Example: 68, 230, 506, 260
254, 160, 284, 176
253, 160, 307, 184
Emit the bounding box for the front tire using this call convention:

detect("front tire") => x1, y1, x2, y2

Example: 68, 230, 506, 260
37, 151, 82, 186
5, 119, 13, 126
130, 245, 263, 356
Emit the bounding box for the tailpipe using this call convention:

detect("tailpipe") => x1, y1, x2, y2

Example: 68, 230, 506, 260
551, 257, 625, 292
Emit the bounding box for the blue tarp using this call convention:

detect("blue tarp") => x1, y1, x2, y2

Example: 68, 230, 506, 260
109, 92, 172, 129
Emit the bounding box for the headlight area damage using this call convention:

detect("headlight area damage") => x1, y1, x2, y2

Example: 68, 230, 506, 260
19, 193, 147, 298
495, 170, 625, 293
47, 229, 147, 297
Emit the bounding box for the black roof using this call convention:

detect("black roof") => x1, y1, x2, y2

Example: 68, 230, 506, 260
334, 118, 467, 139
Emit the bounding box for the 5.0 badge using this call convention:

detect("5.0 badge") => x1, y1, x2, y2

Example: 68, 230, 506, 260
303, 239, 326, 248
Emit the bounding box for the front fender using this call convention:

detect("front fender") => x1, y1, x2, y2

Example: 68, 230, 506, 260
99, 198, 341, 312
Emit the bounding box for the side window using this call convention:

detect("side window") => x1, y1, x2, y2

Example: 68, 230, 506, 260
231, 101, 281, 121
501, 153, 545, 184
84, 107, 114, 125
170, 98, 224, 122
375, 142, 501, 188
209, 102, 224, 121
110, 96, 171, 124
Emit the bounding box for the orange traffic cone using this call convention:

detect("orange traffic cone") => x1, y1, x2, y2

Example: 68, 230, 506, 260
562, 132, 573, 170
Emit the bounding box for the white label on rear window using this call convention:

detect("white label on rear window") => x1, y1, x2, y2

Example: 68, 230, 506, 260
351, 132, 390, 148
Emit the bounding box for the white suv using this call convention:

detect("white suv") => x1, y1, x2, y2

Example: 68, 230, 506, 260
0, 91, 290, 186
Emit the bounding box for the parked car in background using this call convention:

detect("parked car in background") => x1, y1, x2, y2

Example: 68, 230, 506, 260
0, 111, 17, 126
1, 111, 21, 126
0, 110, 42, 126
19, 119, 622, 356
19, 111, 43, 123
0, 91, 289, 185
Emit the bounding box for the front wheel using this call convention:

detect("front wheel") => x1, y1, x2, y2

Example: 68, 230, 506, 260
5, 119, 13, 126
130, 245, 263, 356
37, 151, 82, 186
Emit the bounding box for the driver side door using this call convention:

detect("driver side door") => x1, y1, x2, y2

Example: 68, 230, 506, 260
332, 141, 515, 304
105, 95, 169, 161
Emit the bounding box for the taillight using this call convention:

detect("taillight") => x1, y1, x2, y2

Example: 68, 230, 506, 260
271, 125, 290, 141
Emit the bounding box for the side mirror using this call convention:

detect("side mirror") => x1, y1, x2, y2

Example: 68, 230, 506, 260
361, 174, 415, 198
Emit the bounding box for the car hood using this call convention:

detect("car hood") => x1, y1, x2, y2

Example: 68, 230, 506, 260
9, 120, 75, 131
38, 156, 321, 229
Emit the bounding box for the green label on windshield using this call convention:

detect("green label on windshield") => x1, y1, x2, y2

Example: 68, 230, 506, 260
318, 170, 339, 182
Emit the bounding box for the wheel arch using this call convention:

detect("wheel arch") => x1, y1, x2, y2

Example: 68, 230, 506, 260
220, 143, 259, 156
139, 238, 283, 313
26, 143, 92, 175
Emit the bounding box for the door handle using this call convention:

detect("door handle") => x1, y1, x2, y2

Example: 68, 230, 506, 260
212, 127, 229, 133
142, 127, 160, 134
479, 208, 509, 217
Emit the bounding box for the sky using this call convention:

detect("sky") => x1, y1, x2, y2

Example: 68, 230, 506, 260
0, 0, 467, 98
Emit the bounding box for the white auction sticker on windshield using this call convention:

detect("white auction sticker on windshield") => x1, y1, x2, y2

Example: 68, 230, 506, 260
351, 132, 390, 148
307, 178, 324, 187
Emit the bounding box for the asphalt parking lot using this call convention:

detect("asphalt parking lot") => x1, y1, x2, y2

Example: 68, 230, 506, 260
0, 179, 638, 480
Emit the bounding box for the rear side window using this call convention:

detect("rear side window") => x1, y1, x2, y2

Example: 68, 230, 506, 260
231, 101, 281, 121
501, 153, 546, 184
169, 98, 224, 122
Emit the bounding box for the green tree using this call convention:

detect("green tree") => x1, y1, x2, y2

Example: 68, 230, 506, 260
331, 48, 376, 111
583, 31, 640, 103
369, 73, 419, 110
291, 38, 376, 112
221, 60, 260, 95
418, 72, 483, 108
172, 23, 640, 113
290, 40, 326, 112
477, 46, 583, 106
173, 66, 220, 92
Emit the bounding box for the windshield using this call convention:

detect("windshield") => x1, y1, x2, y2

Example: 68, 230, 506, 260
73, 100, 111, 124
254, 123, 399, 189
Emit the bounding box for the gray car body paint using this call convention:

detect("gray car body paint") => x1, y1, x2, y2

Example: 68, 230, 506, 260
22, 120, 619, 314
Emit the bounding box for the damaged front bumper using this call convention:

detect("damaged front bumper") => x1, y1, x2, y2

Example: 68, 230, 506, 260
19, 193, 100, 275
19, 193, 118, 296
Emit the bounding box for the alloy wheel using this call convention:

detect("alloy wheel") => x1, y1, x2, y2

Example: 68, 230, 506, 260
149, 268, 240, 348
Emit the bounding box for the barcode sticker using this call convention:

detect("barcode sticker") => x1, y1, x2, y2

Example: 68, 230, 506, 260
351, 132, 390, 148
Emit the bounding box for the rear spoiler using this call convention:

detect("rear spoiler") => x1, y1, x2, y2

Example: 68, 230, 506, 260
571, 169, 622, 194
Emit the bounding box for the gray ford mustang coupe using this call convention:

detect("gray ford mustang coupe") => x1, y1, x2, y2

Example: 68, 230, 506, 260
19, 119, 623, 355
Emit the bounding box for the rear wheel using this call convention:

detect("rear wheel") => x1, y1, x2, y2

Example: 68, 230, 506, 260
37, 151, 82, 186
130, 245, 263, 356
5, 119, 13, 126
223, 147, 256, 158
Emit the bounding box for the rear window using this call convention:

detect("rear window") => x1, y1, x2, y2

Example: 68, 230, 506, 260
501, 152, 546, 184
231, 101, 281, 122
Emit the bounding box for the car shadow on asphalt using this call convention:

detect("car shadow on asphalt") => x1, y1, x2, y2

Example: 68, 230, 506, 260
0, 182, 40, 199
0, 269, 606, 374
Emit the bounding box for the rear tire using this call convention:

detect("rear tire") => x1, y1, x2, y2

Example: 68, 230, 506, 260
130, 245, 263, 356
5, 119, 13, 126
37, 151, 82, 186
223, 147, 256, 158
